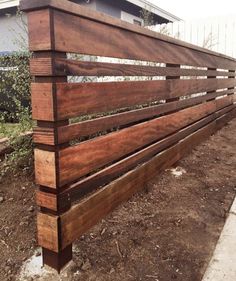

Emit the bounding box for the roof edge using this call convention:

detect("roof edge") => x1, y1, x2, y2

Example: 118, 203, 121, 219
0, 0, 19, 10
126, 0, 181, 22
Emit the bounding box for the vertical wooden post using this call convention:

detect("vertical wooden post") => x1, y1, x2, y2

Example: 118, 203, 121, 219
34, 52, 73, 272
207, 67, 217, 101
228, 70, 236, 96
166, 63, 181, 102
22, 7, 73, 272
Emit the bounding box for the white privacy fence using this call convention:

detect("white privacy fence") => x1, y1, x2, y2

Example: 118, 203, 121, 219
154, 15, 236, 59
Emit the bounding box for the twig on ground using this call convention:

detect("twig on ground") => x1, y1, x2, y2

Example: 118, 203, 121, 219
115, 240, 123, 258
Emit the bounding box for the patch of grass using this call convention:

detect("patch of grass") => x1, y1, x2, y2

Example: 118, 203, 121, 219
0, 123, 20, 139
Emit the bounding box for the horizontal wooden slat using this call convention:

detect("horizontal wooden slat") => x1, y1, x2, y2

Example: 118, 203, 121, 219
35, 99, 217, 188
31, 79, 236, 121
30, 58, 236, 77
56, 79, 236, 119
33, 90, 236, 145
60, 91, 236, 144
59, 109, 236, 251
21, 0, 236, 69
58, 140, 182, 250
38, 139, 179, 252
20, 0, 235, 64
57, 97, 232, 187
22, 0, 236, 265
36, 103, 236, 211
37, 108, 236, 251
216, 108, 236, 129
54, 10, 236, 69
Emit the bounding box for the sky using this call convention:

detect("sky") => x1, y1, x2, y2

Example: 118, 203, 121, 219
149, 0, 236, 20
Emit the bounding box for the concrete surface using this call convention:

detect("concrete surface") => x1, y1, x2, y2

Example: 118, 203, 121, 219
202, 197, 236, 281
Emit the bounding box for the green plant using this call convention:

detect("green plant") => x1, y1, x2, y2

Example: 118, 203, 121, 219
0, 10, 33, 177
140, 7, 154, 27
0, 52, 31, 120
0, 101, 33, 178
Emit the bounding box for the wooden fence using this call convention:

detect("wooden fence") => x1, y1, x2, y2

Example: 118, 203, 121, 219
21, 0, 236, 272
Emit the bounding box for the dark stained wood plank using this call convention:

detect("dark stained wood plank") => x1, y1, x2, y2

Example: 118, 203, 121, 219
56, 92, 230, 136
36, 107, 236, 251
34, 149, 56, 188
60, 111, 236, 250
37, 212, 59, 252
30, 57, 236, 77
53, 10, 236, 69
166, 63, 180, 102
31, 83, 55, 121
53, 79, 236, 120
33, 91, 235, 145
22, 0, 236, 271
36, 191, 57, 211
39, 141, 180, 252
35, 99, 216, 188
21, 0, 236, 69
58, 98, 232, 186
34, 127, 55, 146
27, 9, 52, 51
36, 103, 236, 210
216, 107, 236, 129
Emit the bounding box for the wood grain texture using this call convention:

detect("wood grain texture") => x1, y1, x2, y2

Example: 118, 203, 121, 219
23, 0, 236, 268
21, 0, 236, 69
57, 98, 232, 187
37, 212, 59, 252
59, 143, 180, 250
36, 191, 57, 211
20, 0, 236, 67
33, 127, 55, 145
56, 92, 233, 142
36, 103, 235, 209
34, 149, 56, 188
53, 79, 236, 120
27, 9, 52, 51
30, 79, 235, 122
31, 83, 54, 121
30, 57, 236, 77
33, 91, 235, 145
53, 10, 236, 69
60, 112, 236, 250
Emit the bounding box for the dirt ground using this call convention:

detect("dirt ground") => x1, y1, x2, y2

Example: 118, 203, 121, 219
1, 118, 236, 281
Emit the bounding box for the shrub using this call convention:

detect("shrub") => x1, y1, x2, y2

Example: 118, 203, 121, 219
0, 52, 32, 177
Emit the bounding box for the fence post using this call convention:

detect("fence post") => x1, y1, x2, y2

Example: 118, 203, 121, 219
228, 70, 236, 96
21, 6, 73, 271
166, 63, 181, 102
207, 67, 217, 101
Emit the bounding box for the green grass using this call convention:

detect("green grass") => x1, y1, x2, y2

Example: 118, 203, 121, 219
0, 123, 20, 139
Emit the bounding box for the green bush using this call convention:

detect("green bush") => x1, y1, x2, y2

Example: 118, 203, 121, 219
0, 52, 31, 120
0, 51, 33, 177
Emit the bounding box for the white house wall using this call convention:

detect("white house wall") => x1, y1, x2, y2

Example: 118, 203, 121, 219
0, 13, 28, 52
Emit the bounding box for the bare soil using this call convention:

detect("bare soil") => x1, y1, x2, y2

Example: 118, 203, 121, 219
1, 118, 236, 281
